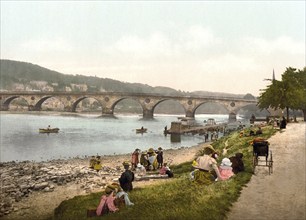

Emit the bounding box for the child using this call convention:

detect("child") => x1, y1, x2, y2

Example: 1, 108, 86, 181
135, 163, 146, 176
156, 147, 163, 169
159, 162, 173, 178
218, 158, 234, 180
111, 182, 134, 206
131, 148, 140, 171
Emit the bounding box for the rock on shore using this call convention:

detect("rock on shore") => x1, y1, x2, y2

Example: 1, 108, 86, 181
0, 157, 124, 217
0, 145, 202, 219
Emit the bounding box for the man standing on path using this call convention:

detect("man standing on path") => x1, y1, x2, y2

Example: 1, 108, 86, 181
227, 122, 306, 220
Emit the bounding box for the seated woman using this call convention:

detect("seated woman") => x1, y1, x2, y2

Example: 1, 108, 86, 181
96, 184, 119, 216
193, 145, 223, 184
140, 151, 149, 169
218, 158, 234, 180
229, 153, 245, 174
135, 163, 146, 176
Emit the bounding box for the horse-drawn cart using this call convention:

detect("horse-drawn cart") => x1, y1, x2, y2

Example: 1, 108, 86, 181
252, 138, 273, 175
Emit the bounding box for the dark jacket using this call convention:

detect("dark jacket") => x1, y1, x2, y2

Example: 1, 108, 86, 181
119, 170, 134, 192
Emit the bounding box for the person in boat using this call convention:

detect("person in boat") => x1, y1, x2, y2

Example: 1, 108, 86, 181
131, 148, 140, 171
193, 145, 223, 184
119, 161, 135, 192
47, 125, 51, 130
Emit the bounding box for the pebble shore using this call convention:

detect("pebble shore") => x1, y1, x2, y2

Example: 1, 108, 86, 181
0, 145, 202, 219
0, 156, 127, 217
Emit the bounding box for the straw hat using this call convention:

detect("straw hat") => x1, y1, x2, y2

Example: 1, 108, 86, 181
192, 160, 199, 168
203, 145, 216, 155
148, 148, 155, 153
105, 184, 116, 194
122, 161, 130, 166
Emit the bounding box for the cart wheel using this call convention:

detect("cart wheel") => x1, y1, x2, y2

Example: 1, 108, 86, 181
269, 151, 273, 174
252, 155, 257, 174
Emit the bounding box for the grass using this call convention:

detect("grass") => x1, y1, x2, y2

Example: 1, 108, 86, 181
52, 126, 277, 220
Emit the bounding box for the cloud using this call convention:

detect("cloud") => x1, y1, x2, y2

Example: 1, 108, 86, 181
21, 37, 73, 52
242, 36, 305, 55
3, 24, 303, 96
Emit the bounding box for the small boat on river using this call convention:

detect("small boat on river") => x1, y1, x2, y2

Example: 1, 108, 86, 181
136, 127, 147, 134
39, 128, 60, 133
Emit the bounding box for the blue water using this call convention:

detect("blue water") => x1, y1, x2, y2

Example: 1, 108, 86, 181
0, 113, 231, 162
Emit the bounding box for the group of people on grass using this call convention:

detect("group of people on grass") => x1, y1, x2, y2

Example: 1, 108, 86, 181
132, 147, 165, 171
94, 147, 175, 216
92, 144, 244, 217
95, 161, 135, 216
191, 145, 244, 184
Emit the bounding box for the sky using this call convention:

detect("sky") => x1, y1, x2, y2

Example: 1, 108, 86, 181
1, 1, 305, 96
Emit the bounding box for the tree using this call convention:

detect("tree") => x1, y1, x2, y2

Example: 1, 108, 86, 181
243, 93, 256, 100
258, 67, 306, 121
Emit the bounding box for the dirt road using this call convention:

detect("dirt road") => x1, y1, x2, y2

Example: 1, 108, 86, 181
227, 122, 306, 220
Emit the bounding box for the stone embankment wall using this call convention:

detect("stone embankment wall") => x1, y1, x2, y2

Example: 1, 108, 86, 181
0, 158, 122, 217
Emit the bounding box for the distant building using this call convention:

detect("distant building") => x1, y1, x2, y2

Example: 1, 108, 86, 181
65, 86, 72, 92
70, 83, 88, 91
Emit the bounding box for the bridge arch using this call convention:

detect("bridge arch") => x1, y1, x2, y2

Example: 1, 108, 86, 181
34, 96, 53, 111
193, 101, 229, 116
112, 98, 143, 115
153, 99, 186, 115
71, 96, 103, 113
2, 96, 29, 111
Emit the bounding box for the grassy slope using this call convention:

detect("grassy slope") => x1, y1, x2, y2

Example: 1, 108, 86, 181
52, 126, 277, 220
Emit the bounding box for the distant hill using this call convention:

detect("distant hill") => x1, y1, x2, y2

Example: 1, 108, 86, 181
0, 59, 186, 95
0, 59, 251, 97
0, 59, 258, 114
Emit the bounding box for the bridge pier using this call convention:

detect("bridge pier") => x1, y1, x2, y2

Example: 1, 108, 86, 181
102, 108, 115, 118
228, 112, 237, 122
143, 109, 154, 119
0, 105, 9, 111
186, 110, 195, 118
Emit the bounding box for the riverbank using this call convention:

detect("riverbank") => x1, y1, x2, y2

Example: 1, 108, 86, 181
2, 122, 305, 220
0, 144, 203, 220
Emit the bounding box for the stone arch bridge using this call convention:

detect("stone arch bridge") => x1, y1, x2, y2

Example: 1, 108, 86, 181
0, 91, 257, 119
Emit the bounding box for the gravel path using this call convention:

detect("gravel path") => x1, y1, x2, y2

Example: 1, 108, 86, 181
227, 122, 306, 220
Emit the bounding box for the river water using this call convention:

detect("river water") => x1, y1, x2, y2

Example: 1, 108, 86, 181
0, 112, 234, 162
